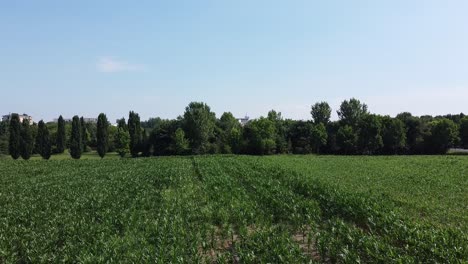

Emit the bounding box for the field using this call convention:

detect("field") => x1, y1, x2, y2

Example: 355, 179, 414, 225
0, 155, 467, 263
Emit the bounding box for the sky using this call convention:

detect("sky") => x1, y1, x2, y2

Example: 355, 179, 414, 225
1, 0, 468, 123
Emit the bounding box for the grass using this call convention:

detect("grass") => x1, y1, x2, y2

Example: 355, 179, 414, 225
0, 155, 466, 262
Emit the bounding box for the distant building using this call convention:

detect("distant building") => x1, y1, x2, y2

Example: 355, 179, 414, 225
237, 115, 250, 126
2, 113, 33, 125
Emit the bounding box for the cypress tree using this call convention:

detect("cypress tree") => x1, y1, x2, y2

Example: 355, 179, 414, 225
20, 119, 33, 160
80, 117, 88, 152
96, 113, 109, 158
36, 120, 51, 160
69, 116, 82, 159
8, 114, 21, 159
128, 111, 141, 157
56, 115, 66, 153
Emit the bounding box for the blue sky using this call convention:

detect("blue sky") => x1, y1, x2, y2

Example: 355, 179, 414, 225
1, 0, 467, 122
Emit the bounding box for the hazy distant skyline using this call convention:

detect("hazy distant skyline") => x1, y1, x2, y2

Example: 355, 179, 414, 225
1, 1, 467, 122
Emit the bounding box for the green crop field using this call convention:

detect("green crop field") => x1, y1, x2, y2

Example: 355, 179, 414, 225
0, 156, 467, 263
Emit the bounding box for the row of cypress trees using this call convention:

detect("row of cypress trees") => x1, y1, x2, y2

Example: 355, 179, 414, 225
8, 113, 113, 160
8, 114, 51, 159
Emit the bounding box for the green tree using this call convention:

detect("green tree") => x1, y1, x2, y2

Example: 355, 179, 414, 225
96, 113, 109, 158
115, 127, 130, 157
128, 111, 142, 157
36, 120, 51, 159
151, 119, 181, 156
267, 110, 288, 153
218, 112, 241, 153
69, 116, 82, 159
173, 128, 189, 155
244, 117, 276, 155
20, 119, 33, 160
229, 127, 243, 154
183, 102, 216, 154
311, 123, 328, 153
396, 113, 427, 154
287, 121, 314, 154
427, 119, 459, 154
358, 114, 383, 154
311, 101, 332, 124
80, 117, 89, 152
141, 130, 152, 157
460, 116, 468, 148
337, 125, 358, 154
381, 116, 406, 154
337, 98, 368, 127
0, 121, 8, 155
56, 115, 66, 153
8, 114, 21, 159
117, 118, 127, 130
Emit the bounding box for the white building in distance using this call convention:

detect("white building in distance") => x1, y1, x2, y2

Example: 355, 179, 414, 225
2, 113, 33, 125
237, 116, 250, 126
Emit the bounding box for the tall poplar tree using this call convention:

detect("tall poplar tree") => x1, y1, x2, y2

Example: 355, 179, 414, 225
20, 119, 33, 160
80, 117, 88, 152
36, 120, 51, 159
8, 114, 21, 159
96, 113, 109, 158
56, 115, 66, 153
69, 116, 82, 159
128, 111, 141, 157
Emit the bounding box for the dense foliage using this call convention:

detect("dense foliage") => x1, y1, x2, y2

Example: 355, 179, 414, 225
96, 113, 109, 158
56, 115, 66, 154
0, 156, 466, 262
35, 120, 51, 159
2, 98, 466, 159
69, 116, 82, 159
7, 114, 21, 159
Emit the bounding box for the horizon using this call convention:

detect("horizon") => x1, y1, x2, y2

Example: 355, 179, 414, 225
1, 1, 467, 122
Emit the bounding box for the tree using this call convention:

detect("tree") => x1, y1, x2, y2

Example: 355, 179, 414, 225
117, 118, 127, 130
267, 110, 288, 154
80, 117, 88, 152
229, 127, 243, 154
151, 119, 181, 156
115, 127, 130, 157
460, 116, 468, 149
336, 125, 358, 154
128, 111, 142, 157
396, 113, 427, 154
36, 120, 51, 159
173, 128, 190, 155
337, 98, 368, 127
357, 114, 383, 154
69, 116, 82, 159
381, 116, 406, 154
8, 114, 21, 159
20, 119, 33, 160
243, 117, 276, 155
427, 119, 459, 154
217, 112, 241, 153
96, 113, 109, 158
0, 121, 8, 155
141, 130, 152, 157
311, 123, 328, 153
311, 102, 332, 124
183, 102, 216, 154
287, 121, 314, 154
56, 115, 66, 153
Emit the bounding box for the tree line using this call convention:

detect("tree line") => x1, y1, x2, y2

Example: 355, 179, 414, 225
1, 98, 467, 159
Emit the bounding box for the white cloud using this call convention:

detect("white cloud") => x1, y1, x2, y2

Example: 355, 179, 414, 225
96, 57, 146, 73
